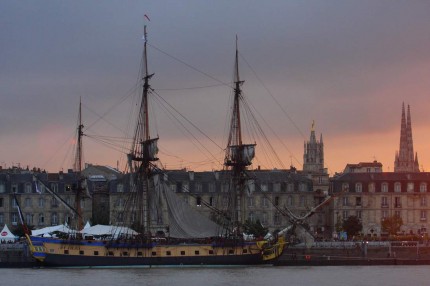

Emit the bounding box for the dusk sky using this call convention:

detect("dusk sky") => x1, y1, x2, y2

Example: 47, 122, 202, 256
2, 1, 430, 175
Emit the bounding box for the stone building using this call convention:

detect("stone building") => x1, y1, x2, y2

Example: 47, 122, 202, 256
108, 168, 320, 235
0, 167, 92, 230
331, 170, 430, 237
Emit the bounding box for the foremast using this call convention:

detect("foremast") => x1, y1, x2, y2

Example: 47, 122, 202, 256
224, 37, 255, 233
128, 25, 159, 237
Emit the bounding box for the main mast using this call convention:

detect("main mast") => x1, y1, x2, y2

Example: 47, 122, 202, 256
73, 98, 84, 231
224, 37, 255, 232
128, 25, 158, 237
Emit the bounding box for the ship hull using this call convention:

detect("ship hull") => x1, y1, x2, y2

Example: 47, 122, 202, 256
29, 236, 281, 267
41, 252, 263, 267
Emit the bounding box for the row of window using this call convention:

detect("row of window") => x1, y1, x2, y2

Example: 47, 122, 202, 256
341, 196, 427, 207
340, 210, 428, 220
0, 182, 72, 194
117, 182, 310, 193
0, 212, 72, 226
343, 182, 428, 193
64, 248, 247, 256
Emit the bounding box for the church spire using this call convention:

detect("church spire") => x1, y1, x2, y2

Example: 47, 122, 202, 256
394, 103, 419, 172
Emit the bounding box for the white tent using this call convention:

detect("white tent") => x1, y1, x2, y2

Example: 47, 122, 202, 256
83, 221, 91, 230
0, 224, 17, 242
80, 224, 138, 238
32, 224, 73, 237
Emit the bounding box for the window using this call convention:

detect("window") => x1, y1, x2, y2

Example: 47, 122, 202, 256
25, 198, 32, 208
356, 210, 362, 219
420, 183, 427, 193
287, 183, 294, 192
274, 212, 281, 225
39, 198, 44, 208
395, 197, 401, 208
355, 183, 362, 193
247, 197, 254, 207
421, 210, 427, 221
299, 196, 305, 207
195, 183, 202, 193
51, 183, 58, 193
287, 196, 293, 206
38, 213, 45, 225
273, 183, 281, 192
117, 184, 123, 192
182, 183, 189, 192
0, 198, 3, 208
342, 183, 349, 192
381, 183, 388, 193
262, 197, 269, 207
12, 184, 18, 193
407, 183, 414, 193
262, 212, 268, 224
208, 183, 215, 193
342, 210, 349, 220
394, 182, 401, 193
355, 197, 362, 206
395, 211, 401, 218
381, 196, 388, 207
0, 213, 3, 224
260, 183, 268, 192
274, 196, 280, 206
209, 197, 215, 206
248, 212, 255, 222
299, 183, 307, 192
421, 196, 427, 207
51, 213, 58, 225
11, 213, 18, 225
51, 197, 59, 207
0, 183, 5, 193
368, 183, 375, 193
25, 214, 33, 225
382, 210, 388, 219
342, 197, 349, 206
25, 183, 32, 193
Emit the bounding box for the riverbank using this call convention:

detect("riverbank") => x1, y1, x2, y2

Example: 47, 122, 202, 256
275, 241, 430, 266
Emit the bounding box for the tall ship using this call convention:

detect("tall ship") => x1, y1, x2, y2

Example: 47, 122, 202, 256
19, 27, 286, 267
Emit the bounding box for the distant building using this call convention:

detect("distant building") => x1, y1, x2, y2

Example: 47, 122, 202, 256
0, 167, 92, 230
394, 103, 420, 172
331, 171, 430, 237
343, 161, 383, 173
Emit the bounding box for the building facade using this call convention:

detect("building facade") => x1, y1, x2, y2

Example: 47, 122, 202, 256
0, 167, 92, 231
331, 171, 430, 237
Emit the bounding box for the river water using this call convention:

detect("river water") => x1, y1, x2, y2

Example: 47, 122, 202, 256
2, 265, 429, 286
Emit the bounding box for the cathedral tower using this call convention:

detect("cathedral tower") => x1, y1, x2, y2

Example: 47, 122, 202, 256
394, 103, 420, 172
303, 121, 325, 173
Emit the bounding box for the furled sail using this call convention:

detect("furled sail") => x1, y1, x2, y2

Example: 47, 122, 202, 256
152, 175, 221, 238
228, 144, 256, 166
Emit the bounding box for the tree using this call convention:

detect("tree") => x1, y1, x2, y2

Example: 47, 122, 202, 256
342, 215, 362, 238
381, 215, 403, 235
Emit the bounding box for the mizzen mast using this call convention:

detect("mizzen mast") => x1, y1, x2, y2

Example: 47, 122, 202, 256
73, 97, 84, 231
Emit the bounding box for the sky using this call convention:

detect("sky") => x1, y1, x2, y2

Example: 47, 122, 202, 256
1, 1, 430, 175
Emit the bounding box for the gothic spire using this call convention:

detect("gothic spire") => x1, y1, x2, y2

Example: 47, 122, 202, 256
394, 103, 419, 172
